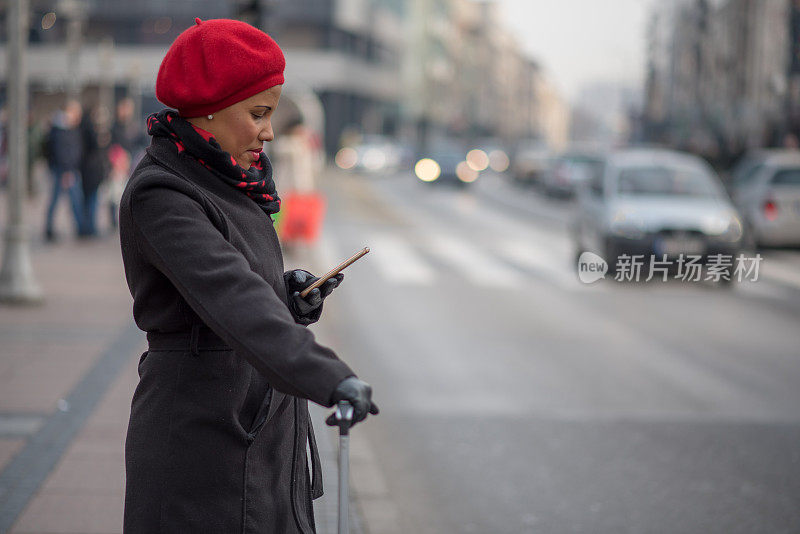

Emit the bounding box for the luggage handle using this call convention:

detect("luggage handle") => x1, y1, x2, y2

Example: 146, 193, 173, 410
326, 400, 354, 433
326, 401, 353, 534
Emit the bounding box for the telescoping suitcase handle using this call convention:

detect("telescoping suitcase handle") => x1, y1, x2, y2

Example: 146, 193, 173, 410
327, 401, 354, 534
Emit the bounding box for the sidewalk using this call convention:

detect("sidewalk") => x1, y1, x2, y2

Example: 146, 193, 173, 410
0, 188, 363, 533
0, 184, 140, 533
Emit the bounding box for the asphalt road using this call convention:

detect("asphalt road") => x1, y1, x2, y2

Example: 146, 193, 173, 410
311, 168, 800, 534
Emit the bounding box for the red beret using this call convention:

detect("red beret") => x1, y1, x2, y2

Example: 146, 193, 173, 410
156, 18, 285, 117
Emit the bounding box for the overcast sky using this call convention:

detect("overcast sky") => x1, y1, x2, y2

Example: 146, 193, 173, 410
499, 0, 653, 102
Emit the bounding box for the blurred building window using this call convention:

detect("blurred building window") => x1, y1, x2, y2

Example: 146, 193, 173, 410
11, 1, 228, 45
279, 24, 325, 49
323, 27, 390, 64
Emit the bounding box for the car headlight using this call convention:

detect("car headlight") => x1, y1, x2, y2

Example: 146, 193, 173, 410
362, 148, 387, 171
609, 210, 646, 239
488, 150, 509, 172
466, 149, 489, 171
706, 215, 743, 243
456, 161, 479, 183
335, 147, 358, 170
415, 158, 441, 182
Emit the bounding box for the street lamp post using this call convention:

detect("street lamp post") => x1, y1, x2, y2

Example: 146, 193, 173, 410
99, 37, 115, 119
61, 0, 85, 99
0, 0, 43, 303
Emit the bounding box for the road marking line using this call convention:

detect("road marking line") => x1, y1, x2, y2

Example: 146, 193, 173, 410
367, 233, 435, 285
425, 232, 522, 288
496, 238, 603, 291
315, 231, 340, 276
497, 238, 565, 273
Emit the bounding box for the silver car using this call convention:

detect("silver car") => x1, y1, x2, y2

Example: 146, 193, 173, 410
730, 150, 800, 247
574, 148, 744, 273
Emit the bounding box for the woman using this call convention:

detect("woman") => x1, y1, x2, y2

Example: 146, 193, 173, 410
119, 18, 378, 533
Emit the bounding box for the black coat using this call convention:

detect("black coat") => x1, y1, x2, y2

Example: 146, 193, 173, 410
119, 136, 355, 533
79, 114, 108, 193
46, 118, 82, 171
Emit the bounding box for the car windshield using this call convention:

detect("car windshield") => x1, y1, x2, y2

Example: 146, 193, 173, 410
616, 165, 723, 198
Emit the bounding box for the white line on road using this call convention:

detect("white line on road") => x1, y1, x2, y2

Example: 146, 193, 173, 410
425, 232, 523, 289
366, 233, 436, 285
310, 231, 340, 277
496, 238, 583, 290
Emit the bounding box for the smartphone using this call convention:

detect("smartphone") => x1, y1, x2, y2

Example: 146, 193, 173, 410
299, 247, 369, 298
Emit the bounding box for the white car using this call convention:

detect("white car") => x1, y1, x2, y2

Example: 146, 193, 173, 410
730, 150, 800, 247
574, 148, 744, 275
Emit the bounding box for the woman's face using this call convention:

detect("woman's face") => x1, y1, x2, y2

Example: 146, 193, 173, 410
188, 85, 282, 169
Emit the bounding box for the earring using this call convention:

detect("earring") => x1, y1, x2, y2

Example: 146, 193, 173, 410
207, 114, 213, 120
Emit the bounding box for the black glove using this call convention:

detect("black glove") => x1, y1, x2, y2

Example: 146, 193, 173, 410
325, 376, 379, 427
284, 269, 344, 325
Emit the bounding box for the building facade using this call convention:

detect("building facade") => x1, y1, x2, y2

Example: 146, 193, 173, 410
644, 0, 799, 166
1, 0, 557, 156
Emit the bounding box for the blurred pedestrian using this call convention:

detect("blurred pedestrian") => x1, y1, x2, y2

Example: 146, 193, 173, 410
274, 118, 323, 193
78, 105, 110, 237
119, 18, 378, 533
273, 119, 327, 246
106, 143, 129, 231
111, 97, 145, 160
44, 99, 84, 242
782, 132, 799, 150
109, 98, 144, 229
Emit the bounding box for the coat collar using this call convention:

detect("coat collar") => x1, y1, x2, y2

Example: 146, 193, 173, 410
146, 136, 239, 202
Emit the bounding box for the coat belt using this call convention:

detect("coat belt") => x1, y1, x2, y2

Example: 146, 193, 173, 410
146, 325, 229, 354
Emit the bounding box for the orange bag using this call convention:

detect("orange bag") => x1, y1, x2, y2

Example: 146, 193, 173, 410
277, 191, 326, 245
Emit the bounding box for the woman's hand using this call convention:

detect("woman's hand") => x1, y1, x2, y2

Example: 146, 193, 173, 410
284, 269, 344, 325
326, 376, 379, 427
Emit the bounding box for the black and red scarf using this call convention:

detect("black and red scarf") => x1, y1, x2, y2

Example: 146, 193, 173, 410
147, 109, 281, 216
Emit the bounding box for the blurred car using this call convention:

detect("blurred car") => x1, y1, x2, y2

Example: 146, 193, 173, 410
573, 148, 744, 276
542, 149, 605, 198
729, 149, 800, 247
727, 149, 796, 191
414, 142, 478, 187
335, 135, 407, 174
511, 142, 551, 187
